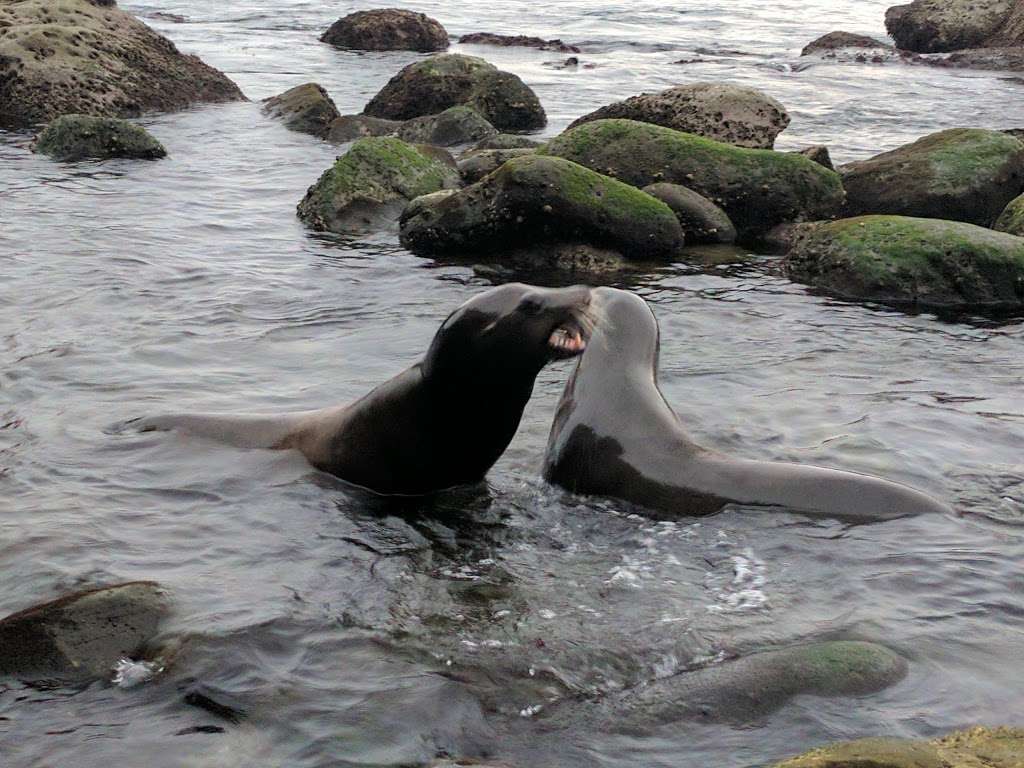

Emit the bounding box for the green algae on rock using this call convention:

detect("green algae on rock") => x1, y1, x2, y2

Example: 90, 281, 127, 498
33, 115, 167, 161
840, 128, 1024, 227
262, 83, 340, 138
542, 119, 844, 239
995, 193, 1024, 236
457, 147, 536, 184
395, 106, 497, 147
785, 215, 1024, 311
471, 133, 543, 151
297, 137, 459, 233
399, 154, 684, 261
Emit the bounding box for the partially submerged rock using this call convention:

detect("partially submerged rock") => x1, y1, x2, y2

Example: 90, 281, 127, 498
775, 726, 1024, 768
885, 0, 1014, 53
0, 582, 168, 682
458, 32, 580, 53
802, 31, 894, 56
995, 193, 1024, 236
395, 106, 497, 147
363, 53, 546, 131
457, 147, 536, 184
297, 137, 459, 233
471, 133, 542, 151
543, 119, 844, 239
840, 128, 1024, 226
926, 47, 1024, 72
0, 0, 245, 130
568, 83, 790, 149
33, 115, 166, 161
262, 83, 340, 138
399, 154, 684, 261
785, 215, 1024, 311
320, 9, 448, 52
326, 114, 401, 144
643, 183, 737, 244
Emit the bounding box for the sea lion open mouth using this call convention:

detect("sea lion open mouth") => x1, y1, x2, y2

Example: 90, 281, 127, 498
548, 323, 587, 357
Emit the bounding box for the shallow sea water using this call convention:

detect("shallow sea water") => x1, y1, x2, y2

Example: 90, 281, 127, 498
1, 1, 1023, 766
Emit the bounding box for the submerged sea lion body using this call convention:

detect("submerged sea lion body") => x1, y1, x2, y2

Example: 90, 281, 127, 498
543, 288, 952, 520
135, 284, 593, 495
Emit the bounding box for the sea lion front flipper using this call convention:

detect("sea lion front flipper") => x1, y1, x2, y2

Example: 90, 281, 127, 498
117, 412, 314, 450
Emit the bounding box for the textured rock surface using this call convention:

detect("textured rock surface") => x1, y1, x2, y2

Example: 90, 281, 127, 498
326, 114, 401, 144
796, 145, 835, 170
567, 83, 791, 149
785, 215, 1024, 311
802, 31, 894, 56
395, 106, 497, 147
458, 32, 579, 52
0, 0, 245, 130
33, 114, 167, 161
471, 133, 542, 151
643, 183, 737, 244
457, 147, 536, 183
840, 128, 1024, 226
262, 83, 340, 138
885, 0, 1014, 52
995, 193, 1024, 236
543, 119, 844, 239
320, 9, 448, 52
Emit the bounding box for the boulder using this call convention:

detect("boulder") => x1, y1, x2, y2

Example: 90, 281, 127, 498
785, 215, 1024, 311
326, 114, 401, 144
457, 147, 536, 184
801, 31, 894, 56
262, 83, 340, 138
458, 32, 580, 53
0, 0, 244, 130
33, 114, 166, 161
542, 119, 844, 239
643, 183, 737, 244
995, 193, 1024, 236
840, 128, 1024, 226
297, 137, 459, 233
320, 9, 448, 52
471, 133, 542, 151
0, 582, 168, 682
986, 1, 1024, 46
399, 154, 684, 261
363, 53, 546, 131
795, 145, 835, 170
567, 83, 790, 149
775, 726, 1024, 768
395, 106, 497, 147
885, 0, 1013, 53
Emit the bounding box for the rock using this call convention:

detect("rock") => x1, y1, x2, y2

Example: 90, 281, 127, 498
320, 9, 448, 52
0, 582, 168, 682
262, 83, 340, 138
774, 726, 1024, 768
995, 193, 1024, 235
471, 133, 542, 151
642, 183, 737, 244
395, 106, 497, 147
457, 147, 536, 184
795, 145, 835, 170
412, 143, 458, 170
567, 83, 790, 149
785, 215, 1024, 311
885, 0, 1013, 53
802, 31, 894, 56
326, 114, 401, 144
840, 128, 1024, 226
618, 641, 906, 725
926, 47, 1024, 72
458, 32, 580, 53
399, 154, 684, 261
543, 119, 844, 240
363, 53, 546, 131
33, 114, 166, 161
0, 0, 245, 130
987, 1, 1024, 46
297, 137, 459, 233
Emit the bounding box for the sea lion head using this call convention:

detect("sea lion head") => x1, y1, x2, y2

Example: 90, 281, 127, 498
583, 287, 660, 376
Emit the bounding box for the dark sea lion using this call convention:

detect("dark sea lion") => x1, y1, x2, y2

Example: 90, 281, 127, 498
543, 287, 953, 520
132, 284, 593, 496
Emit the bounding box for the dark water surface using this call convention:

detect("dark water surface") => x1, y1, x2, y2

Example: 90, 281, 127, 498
1, 1, 1023, 766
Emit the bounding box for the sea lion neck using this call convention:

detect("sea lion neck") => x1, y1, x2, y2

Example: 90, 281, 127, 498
582, 287, 661, 384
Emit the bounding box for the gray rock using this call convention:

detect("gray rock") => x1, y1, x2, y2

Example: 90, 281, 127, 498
471, 133, 542, 151
320, 9, 448, 52
395, 106, 497, 147
643, 182, 737, 244
795, 145, 835, 170
33, 115, 167, 161
262, 83, 340, 138
326, 114, 402, 144
458, 32, 580, 53
885, 0, 1013, 53
802, 31, 894, 56
457, 147, 536, 184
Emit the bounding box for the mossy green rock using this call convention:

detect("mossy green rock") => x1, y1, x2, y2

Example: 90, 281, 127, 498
786, 215, 1024, 311
457, 147, 536, 184
33, 115, 166, 161
840, 129, 1024, 226
395, 106, 497, 147
995, 193, 1024, 236
297, 137, 459, 233
399, 154, 684, 261
262, 83, 340, 138
775, 726, 1024, 768
542, 119, 844, 239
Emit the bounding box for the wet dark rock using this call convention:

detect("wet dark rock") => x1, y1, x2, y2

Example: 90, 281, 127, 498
925, 47, 1024, 72
457, 147, 536, 183
320, 9, 448, 52
995, 193, 1024, 236
297, 137, 459, 233
840, 128, 1024, 226
642, 183, 737, 244
326, 114, 401, 144
568, 82, 790, 149
399, 154, 684, 262
543, 119, 844, 240
33, 115, 166, 161
176, 725, 226, 736
363, 53, 546, 131
183, 684, 247, 723
0, 0, 245, 130
885, 0, 1014, 53
545, 56, 581, 69
262, 83, 340, 139
471, 133, 542, 151
395, 106, 497, 147
802, 31, 894, 56
0, 582, 168, 682
458, 32, 580, 53
795, 145, 834, 170
785, 215, 1024, 312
